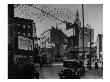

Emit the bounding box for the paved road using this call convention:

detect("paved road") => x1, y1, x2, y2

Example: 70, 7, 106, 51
38, 62, 103, 79
39, 63, 63, 79
81, 69, 103, 79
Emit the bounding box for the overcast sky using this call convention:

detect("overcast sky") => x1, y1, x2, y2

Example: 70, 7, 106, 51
14, 4, 103, 42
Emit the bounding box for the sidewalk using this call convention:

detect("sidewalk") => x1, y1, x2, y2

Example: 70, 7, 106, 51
52, 62, 63, 66
81, 68, 103, 79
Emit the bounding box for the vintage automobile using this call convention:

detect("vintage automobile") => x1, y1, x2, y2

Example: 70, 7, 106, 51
58, 59, 85, 79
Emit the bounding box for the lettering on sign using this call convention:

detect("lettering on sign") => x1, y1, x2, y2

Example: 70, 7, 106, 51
18, 36, 33, 50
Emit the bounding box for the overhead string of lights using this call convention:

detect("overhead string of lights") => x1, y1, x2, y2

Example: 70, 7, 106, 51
14, 4, 75, 25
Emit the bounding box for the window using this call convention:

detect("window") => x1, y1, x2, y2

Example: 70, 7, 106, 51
27, 25, 30, 28
28, 45, 32, 50
18, 32, 20, 35
18, 24, 20, 26
23, 25, 25, 29
28, 33, 30, 37
23, 33, 26, 36
86, 28, 87, 32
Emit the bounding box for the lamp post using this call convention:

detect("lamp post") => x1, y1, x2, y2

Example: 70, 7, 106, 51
82, 4, 85, 65
89, 26, 92, 70
86, 24, 92, 70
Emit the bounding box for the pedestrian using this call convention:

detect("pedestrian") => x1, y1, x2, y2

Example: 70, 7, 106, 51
101, 61, 103, 70
95, 61, 99, 69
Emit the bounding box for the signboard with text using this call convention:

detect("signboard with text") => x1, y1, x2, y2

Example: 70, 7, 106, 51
18, 36, 33, 51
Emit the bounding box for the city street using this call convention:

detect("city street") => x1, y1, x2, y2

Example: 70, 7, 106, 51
81, 69, 103, 79
8, 4, 103, 79
38, 62, 103, 79
39, 62, 63, 79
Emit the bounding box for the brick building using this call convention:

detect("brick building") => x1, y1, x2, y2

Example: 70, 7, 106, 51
8, 16, 36, 64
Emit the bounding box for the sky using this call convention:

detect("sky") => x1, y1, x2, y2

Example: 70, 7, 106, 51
14, 4, 103, 42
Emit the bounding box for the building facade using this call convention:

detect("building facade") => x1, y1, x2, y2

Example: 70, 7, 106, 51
14, 17, 36, 51
9, 17, 36, 64
39, 26, 67, 61
65, 10, 94, 53
97, 34, 103, 59
78, 27, 94, 49
8, 4, 14, 65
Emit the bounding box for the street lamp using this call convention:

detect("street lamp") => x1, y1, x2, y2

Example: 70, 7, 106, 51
82, 4, 85, 65
86, 24, 92, 70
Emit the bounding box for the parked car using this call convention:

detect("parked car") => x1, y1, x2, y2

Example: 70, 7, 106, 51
58, 59, 85, 79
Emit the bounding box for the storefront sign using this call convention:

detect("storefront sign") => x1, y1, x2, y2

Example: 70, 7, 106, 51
18, 36, 33, 50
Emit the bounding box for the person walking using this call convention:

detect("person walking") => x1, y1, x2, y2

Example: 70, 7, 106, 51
95, 60, 99, 69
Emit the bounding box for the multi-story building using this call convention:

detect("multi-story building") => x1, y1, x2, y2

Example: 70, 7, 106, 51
66, 10, 94, 53
78, 27, 94, 49
97, 34, 103, 59
65, 26, 94, 59
9, 16, 36, 64
8, 4, 14, 65
14, 17, 36, 51
39, 26, 67, 61
40, 27, 67, 48
38, 9, 94, 61
39, 29, 51, 48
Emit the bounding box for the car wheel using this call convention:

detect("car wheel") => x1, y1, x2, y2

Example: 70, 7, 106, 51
63, 69, 73, 79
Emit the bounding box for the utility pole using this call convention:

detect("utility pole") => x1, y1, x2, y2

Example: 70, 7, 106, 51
32, 22, 35, 61
82, 4, 85, 64
89, 26, 92, 70
73, 24, 74, 53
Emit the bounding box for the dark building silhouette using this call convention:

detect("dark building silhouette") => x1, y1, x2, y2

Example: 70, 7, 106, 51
8, 12, 36, 65
8, 13, 37, 78
8, 4, 14, 66
39, 26, 67, 61
13, 17, 36, 64
97, 34, 103, 58
65, 10, 94, 52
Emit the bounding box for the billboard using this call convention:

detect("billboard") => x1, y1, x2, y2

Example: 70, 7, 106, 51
18, 36, 33, 51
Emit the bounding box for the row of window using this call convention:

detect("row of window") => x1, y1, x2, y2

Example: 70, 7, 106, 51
16, 23, 33, 33
18, 32, 32, 37
40, 30, 50, 38
17, 23, 31, 28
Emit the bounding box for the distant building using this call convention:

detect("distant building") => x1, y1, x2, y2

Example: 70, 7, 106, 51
40, 26, 67, 48
65, 27, 94, 55
65, 10, 94, 53
78, 27, 94, 49
65, 9, 81, 52
39, 26, 67, 61
97, 34, 103, 59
